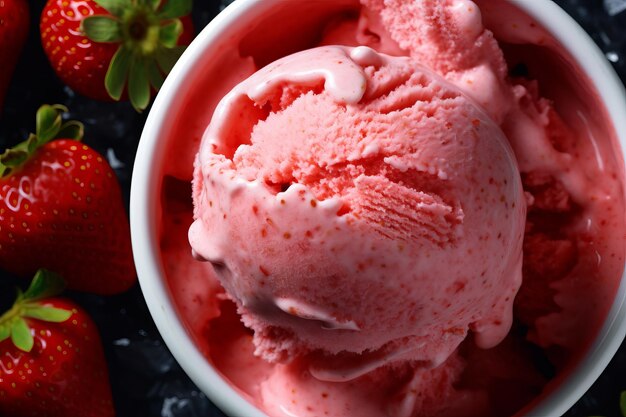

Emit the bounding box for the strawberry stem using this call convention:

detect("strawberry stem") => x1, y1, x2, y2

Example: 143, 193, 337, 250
0, 269, 72, 352
126, 9, 150, 41
0, 105, 84, 177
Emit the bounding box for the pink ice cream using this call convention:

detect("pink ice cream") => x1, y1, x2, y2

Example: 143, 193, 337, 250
158, 0, 626, 416
189, 44, 525, 378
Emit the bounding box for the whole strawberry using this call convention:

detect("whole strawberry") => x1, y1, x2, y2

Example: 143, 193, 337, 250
0, 0, 29, 113
0, 269, 114, 417
0, 104, 136, 294
40, 0, 194, 111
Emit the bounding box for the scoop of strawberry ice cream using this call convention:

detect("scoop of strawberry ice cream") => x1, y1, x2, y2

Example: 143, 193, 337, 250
189, 45, 525, 380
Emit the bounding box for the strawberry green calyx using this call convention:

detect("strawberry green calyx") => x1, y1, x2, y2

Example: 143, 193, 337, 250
0, 104, 83, 177
0, 269, 72, 352
81, 0, 192, 112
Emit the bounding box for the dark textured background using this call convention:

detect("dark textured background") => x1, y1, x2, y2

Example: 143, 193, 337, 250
0, 0, 625, 416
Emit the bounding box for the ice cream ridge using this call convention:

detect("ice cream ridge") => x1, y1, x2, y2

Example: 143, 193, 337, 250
181, 0, 626, 416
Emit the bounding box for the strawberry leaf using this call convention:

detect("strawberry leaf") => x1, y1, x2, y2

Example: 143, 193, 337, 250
159, 18, 182, 48
25, 133, 40, 153
36, 104, 65, 145
106, 46, 133, 101
157, 0, 192, 19
0, 149, 29, 167
94, 0, 131, 16
129, 58, 151, 111
22, 269, 67, 302
150, 0, 162, 11
22, 305, 72, 323
81, 16, 123, 43
147, 59, 165, 91
11, 318, 33, 352
0, 324, 9, 343
156, 45, 185, 74
58, 121, 85, 141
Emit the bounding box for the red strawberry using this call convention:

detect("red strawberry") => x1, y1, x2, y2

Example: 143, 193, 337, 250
0, 0, 29, 112
0, 104, 136, 294
0, 270, 114, 417
40, 0, 194, 111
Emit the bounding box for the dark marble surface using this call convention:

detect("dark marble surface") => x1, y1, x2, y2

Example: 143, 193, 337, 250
1, 0, 625, 416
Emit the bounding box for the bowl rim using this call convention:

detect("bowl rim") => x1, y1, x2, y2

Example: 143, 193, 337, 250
130, 1, 626, 416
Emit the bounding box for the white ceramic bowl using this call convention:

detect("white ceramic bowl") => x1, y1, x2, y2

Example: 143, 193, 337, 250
130, 1, 626, 416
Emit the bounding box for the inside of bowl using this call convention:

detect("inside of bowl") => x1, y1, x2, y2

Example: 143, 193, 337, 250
150, 0, 626, 416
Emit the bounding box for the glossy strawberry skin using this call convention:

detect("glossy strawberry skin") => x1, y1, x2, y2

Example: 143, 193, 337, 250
0, 0, 29, 111
40, 0, 194, 101
40, 0, 118, 101
0, 298, 114, 417
0, 139, 136, 294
